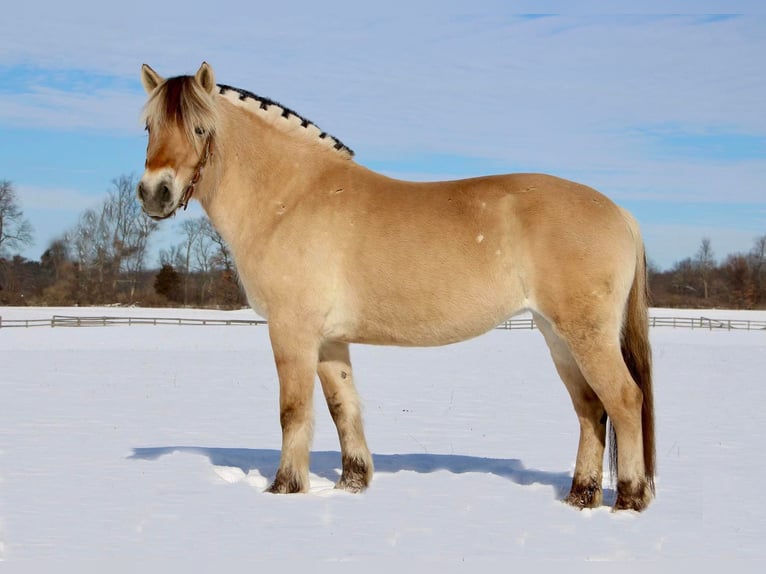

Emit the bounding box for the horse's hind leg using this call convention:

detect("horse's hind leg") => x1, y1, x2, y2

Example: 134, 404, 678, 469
318, 341, 373, 492
536, 315, 607, 508
556, 322, 651, 511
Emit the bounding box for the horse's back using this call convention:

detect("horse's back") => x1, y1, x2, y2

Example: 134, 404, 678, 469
329, 170, 636, 346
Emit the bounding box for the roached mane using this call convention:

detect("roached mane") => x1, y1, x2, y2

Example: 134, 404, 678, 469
217, 84, 354, 158
142, 75, 354, 158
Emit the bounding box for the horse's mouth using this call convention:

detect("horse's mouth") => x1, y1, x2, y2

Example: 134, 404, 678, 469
144, 206, 179, 221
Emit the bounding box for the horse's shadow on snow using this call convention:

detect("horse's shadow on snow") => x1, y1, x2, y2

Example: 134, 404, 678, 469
129, 446, 615, 505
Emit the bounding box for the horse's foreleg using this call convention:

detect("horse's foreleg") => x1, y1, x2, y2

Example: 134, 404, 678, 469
267, 326, 319, 494
318, 341, 373, 492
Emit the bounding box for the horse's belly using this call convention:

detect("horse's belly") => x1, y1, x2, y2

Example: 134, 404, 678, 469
341, 279, 525, 347
348, 315, 506, 347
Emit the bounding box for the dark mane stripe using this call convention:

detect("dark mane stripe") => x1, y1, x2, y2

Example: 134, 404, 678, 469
217, 84, 354, 157
143, 75, 218, 146
162, 77, 187, 123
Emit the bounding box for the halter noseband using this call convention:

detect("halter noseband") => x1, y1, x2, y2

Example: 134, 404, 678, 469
179, 135, 213, 211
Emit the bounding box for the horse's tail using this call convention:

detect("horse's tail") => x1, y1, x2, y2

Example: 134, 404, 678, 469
610, 213, 656, 494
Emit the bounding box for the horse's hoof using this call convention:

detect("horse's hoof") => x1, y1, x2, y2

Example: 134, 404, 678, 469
613, 479, 652, 512
564, 479, 603, 509
335, 475, 368, 493
266, 470, 306, 494
335, 455, 371, 493
564, 491, 602, 509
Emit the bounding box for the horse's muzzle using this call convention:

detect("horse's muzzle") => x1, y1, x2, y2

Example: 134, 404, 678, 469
137, 176, 180, 220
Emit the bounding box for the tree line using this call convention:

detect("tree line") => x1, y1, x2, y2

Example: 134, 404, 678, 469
1, 176, 765, 309
649, 236, 766, 309
0, 177, 245, 308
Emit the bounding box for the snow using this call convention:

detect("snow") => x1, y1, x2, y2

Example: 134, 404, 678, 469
1, 306, 765, 566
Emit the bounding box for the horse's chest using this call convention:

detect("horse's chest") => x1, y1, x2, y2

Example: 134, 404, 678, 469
237, 272, 271, 318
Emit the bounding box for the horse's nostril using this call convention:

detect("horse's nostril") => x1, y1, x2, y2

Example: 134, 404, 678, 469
137, 182, 146, 201
161, 185, 171, 203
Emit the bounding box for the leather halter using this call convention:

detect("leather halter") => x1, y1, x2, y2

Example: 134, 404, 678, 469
179, 135, 213, 210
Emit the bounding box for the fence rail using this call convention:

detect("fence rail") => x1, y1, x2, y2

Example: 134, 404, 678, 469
495, 316, 766, 331
650, 316, 766, 331
1, 314, 764, 331
0, 315, 268, 329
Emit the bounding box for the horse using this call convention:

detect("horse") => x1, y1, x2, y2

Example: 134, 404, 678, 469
137, 62, 656, 511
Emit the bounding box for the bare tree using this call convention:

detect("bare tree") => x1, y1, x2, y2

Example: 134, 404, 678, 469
62, 175, 159, 302
723, 253, 756, 308
695, 238, 715, 300
103, 175, 159, 297
749, 234, 766, 303
164, 217, 238, 306
178, 217, 206, 305
191, 222, 216, 303
193, 225, 215, 276
0, 180, 34, 256
199, 217, 234, 272
199, 218, 244, 307
68, 207, 113, 301
40, 238, 71, 284
159, 244, 185, 269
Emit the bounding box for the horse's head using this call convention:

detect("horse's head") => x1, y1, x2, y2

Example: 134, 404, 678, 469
138, 62, 218, 220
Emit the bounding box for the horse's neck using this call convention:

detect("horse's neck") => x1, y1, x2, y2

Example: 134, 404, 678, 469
199, 108, 344, 263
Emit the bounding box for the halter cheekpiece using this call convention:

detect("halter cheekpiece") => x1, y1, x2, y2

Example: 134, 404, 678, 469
179, 135, 213, 210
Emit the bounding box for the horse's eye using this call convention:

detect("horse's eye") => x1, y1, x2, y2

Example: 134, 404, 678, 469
194, 127, 206, 136
144, 124, 150, 133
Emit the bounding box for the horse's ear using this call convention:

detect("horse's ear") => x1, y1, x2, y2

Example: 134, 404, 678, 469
141, 64, 164, 94
195, 62, 216, 94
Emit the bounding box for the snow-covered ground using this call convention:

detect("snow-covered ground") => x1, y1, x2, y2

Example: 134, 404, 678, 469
1, 306, 765, 565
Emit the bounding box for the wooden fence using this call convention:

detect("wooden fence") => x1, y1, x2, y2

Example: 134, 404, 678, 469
0, 315, 267, 329
1, 314, 764, 331
496, 316, 766, 331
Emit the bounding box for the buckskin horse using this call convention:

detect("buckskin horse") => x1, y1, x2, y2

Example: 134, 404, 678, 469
137, 63, 655, 511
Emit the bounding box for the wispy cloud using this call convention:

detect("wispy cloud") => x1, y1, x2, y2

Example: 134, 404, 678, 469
633, 126, 766, 163
0, 4, 764, 268
0, 85, 144, 133
17, 184, 101, 212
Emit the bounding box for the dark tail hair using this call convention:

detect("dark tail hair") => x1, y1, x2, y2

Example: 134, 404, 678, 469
610, 242, 656, 494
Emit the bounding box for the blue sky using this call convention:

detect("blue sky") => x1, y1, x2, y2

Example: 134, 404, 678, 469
1, 1, 764, 270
